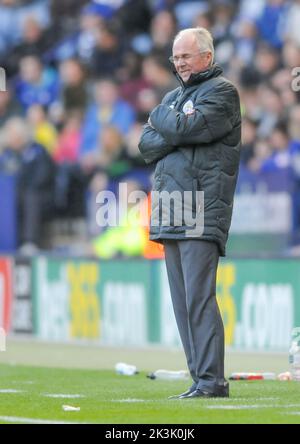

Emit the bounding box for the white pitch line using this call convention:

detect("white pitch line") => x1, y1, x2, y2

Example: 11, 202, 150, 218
42, 394, 85, 399
12, 381, 34, 385
206, 405, 272, 410
113, 398, 146, 403
0, 389, 24, 394
206, 403, 300, 411
0, 416, 84, 425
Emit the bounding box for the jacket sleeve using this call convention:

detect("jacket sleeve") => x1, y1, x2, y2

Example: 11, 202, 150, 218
138, 124, 175, 164
150, 85, 240, 146
138, 89, 178, 164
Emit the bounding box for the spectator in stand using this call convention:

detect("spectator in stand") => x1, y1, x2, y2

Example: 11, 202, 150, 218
288, 105, 300, 245
75, 1, 119, 62
288, 106, 300, 156
192, 8, 213, 34
26, 104, 58, 156
247, 137, 272, 173
240, 116, 257, 166
50, 0, 90, 30
53, 3, 104, 64
238, 0, 265, 21
0, 0, 50, 57
236, 41, 281, 96
15, 55, 59, 111
119, 51, 151, 110
282, 40, 300, 71
284, 0, 300, 46
80, 79, 136, 157
0, 117, 55, 254
89, 22, 126, 78
239, 83, 261, 121
58, 58, 88, 115
254, 42, 281, 82
86, 125, 133, 236
261, 122, 290, 172
0, 88, 22, 127
53, 112, 82, 165
53, 112, 85, 218
232, 18, 258, 68
135, 87, 160, 126
256, 0, 289, 49
0, 0, 22, 55
271, 67, 298, 113
1, 15, 56, 77
172, 0, 211, 29
149, 10, 177, 58
116, 0, 152, 37
87, 125, 132, 182
142, 53, 178, 101
256, 83, 283, 138
211, 0, 236, 53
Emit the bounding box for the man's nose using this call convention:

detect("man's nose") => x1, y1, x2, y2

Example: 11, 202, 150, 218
178, 58, 187, 68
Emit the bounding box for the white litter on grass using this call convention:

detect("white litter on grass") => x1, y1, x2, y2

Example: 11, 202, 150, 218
0, 416, 83, 424
43, 394, 85, 399
113, 399, 146, 403
62, 405, 81, 412
0, 389, 24, 394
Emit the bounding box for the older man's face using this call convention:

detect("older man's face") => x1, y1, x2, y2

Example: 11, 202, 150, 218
172, 34, 212, 83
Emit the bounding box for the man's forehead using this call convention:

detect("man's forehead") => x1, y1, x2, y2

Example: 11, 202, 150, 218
173, 34, 198, 53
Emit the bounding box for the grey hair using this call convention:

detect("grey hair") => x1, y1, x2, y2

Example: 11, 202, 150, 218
3, 117, 32, 144
173, 27, 214, 65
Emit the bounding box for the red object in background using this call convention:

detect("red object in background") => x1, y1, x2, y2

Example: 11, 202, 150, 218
229, 372, 276, 381
53, 128, 81, 164
0, 258, 13, 332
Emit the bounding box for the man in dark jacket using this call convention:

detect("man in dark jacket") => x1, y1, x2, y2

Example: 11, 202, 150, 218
139, 28, 241, 398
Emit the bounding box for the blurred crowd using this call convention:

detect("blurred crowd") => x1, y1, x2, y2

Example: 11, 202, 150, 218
0, 0, 300, 255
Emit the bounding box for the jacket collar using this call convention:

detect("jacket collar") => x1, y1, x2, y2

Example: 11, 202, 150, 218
174, 63, 223, 89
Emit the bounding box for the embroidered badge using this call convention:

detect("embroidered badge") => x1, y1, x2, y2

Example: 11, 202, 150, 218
182, 100, 195, 115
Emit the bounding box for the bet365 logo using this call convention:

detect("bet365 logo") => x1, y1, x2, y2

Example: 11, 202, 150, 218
0, 67, 6, 92
0, 328, 6, 352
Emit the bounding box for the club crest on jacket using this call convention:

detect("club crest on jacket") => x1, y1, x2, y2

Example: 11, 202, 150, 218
183, 100, 195, 115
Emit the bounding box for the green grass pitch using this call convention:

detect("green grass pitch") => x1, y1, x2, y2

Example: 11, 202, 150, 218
1, 363, 300, 424
0, 339, 300, 424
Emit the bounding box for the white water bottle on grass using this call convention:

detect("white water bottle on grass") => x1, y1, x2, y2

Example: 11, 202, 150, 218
115, 362, 138, 376
289, 327, 300, 381
147, 369, 189, 380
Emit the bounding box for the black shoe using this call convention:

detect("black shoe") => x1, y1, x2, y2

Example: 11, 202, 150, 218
182, 388, 229, 399
168, 382, 197, 400
181, 381, 229, 399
